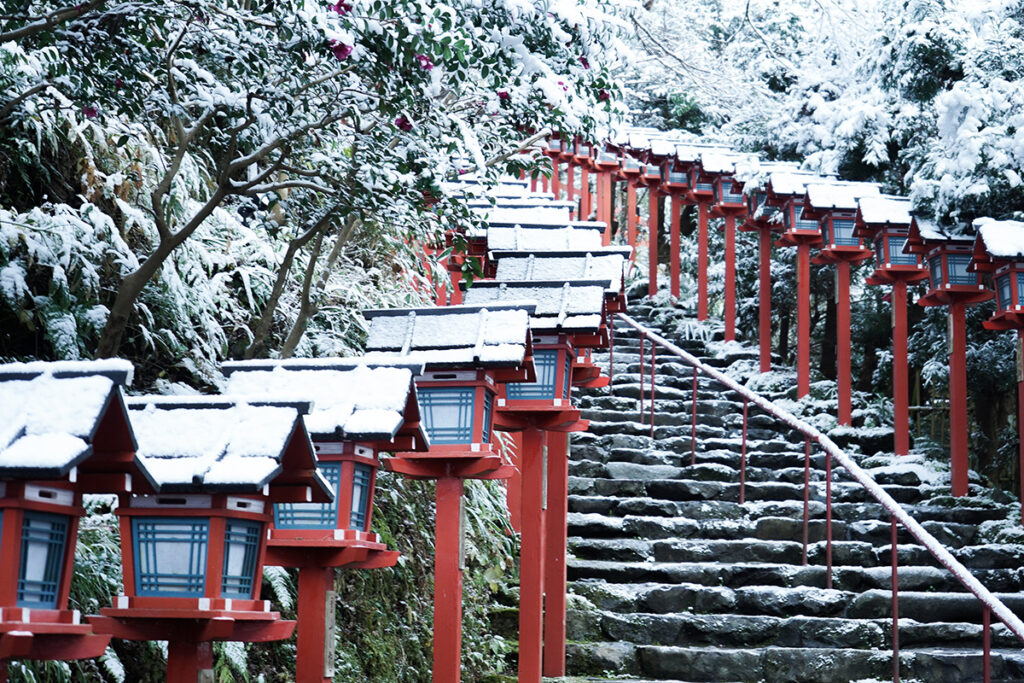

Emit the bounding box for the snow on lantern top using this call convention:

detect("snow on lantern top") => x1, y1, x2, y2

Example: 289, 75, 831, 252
491, 248, 630, 294
0, 359, 143, 486
972, 218, 1024, 261
485, 223, 605, 251
125, 399, 331, 501
362, 303, 535, 369
462, 280, 606, 336
222, 360, 427, 447
803, 182, 880, 215
855, 195, 914, 228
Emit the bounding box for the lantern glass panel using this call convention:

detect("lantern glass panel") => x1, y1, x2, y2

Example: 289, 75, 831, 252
888, 236, 916, 265
795, 206, 818, 232
274, 461, 342, 529
645, 165, 660, 178
418, 387, 476, 444
578, 144, 590, 156
563, 353, 572, 399
782, 208, 792, 231
1017, 272, 1024, 306
668, 171, 687, 184
18, 512, 68, 608
507, 350, 559, 399
349, 464, 373, 531
481, 391, 493, 444
831, 219, 858, 246
624, 157, 640, 170
997, 274, 1012, 310
947, 254, 974, 285
723, 184, 744, 204
696, 181, 714, 193
133, 518, 209, 597
928, 256, 943, 289
222, 520, 261, 599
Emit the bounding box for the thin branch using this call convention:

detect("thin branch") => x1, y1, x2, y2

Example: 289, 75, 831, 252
0, 0, 105, 42
0, 82, 52, 121
457, 129, 551, 179
630, 14, 715, 78
743, 0, 794, 71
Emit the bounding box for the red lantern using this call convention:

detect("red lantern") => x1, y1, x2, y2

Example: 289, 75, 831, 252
0, 360, 144, 677
91, 398, 331, 683
906, 217, 993, 496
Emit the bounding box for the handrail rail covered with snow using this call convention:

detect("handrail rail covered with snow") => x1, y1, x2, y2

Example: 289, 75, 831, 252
613, 312, 1024, 679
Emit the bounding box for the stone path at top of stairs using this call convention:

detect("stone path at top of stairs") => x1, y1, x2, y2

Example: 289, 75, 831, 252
558, 301, 1024, 683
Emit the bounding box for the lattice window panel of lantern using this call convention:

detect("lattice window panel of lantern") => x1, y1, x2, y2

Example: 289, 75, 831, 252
18, 511, 69, 608
221, 520, 261, 599
419, 387, 476, 444
133, 518, 209, 597
349, 464, 373, 531
274, 462, 343, 529
507, 350, 559, 400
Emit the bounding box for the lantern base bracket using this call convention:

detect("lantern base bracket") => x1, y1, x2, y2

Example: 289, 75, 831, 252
265, 537, 399, 569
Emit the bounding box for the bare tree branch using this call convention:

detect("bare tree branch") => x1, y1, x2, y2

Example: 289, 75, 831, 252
0, 0, 105, 42
0, 82, 52, 121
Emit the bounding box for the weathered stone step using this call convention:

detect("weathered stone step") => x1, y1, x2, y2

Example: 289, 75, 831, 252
567, 561, 1024, 593
566, 642, 1024, 682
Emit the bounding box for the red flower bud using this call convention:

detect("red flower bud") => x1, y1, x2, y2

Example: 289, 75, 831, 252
329, 40, 353, 60
82, 105, 98, 119
331, 1, 352, 15
579, 56, 590, 69
395, 115, 413, 131
497, 90, 510, 101
416, 54, 434, 71
598, 89, 610, 101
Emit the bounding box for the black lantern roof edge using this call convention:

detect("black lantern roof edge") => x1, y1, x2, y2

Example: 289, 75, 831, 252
362, 301, 539, 318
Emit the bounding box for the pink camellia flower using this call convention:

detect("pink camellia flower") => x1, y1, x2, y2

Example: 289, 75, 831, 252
579, 56, 590, 69
557, 80, 568, 92
331, 1, 352, 15
82, 105, 98, 118
395, 115, 413, 131
497, 90, 511, 101
416, 54, 434, 71
329, 40, 353, 60
597, 89, 610, 102
458, 168, 468, 175
114, 77, 123, 89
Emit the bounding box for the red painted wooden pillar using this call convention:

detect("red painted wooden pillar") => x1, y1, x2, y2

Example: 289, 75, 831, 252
567, 163, 576, 219
648, 187, 660, 298
507, 432, 523, 532
836, 261, 852, 425
697, 203, 709, 320
580, 167, 591, 220
724, 214, 737, 341
552, 159, 561, 199
670, 195, 681, 299
434, 475, 465, 682
759, 228, 772, 373
797, 243, 811, 398
542, 432, 569, 677
602, 172, 613, 245
627, 183, 638, 248
949, 302, 969, 497
1018, 331, 1024, 524
167, 641, 213, 683
0, 661, 7, 683
541, 173, 549, 193
296, 566, 336, 683
518, 426, 547, 683
892, 281, 910, 456
531, 175, 538, 193
598, 172, 610, 244
448, 268, 463, 305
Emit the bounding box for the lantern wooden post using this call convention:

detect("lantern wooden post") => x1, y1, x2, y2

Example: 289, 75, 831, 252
697, 202, 710, 319
649, 186, 660, 297
434, 474, 465, 682
892, 281, 910, 454
723, 213, 737, 340
905, 219, 992, 496
580, 166, 591, 220
759, 227, 773, 371
627, 182, 638, 248
542, 431, 569, 675
670, 195, 682, 299
552, 158, 561, 198
797, 242, 811, 397
566, 162, 576, 217
517, 425, 547, 682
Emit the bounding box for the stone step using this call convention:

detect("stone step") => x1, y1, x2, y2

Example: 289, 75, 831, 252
566, 643, 1024, 682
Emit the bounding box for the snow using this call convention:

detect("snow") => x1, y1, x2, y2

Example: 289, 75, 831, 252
474, 206, 572, 224
463, 281, 605, 331
224, 364, 417, 439
486, 225, 604, 251
913, 217, 950, 242
127, 403, 302, 488
0, 374, 115, 440
857, 195, 913, 225
494, 252, 626, 291
0, 433, 90, 470
468, 198, 575, 209
768, 171, 830, 197
0, 358, 134, 384
974, 218, 1024, 259
805, 181, 880, 210
700, 151, 758, 174
363, 304, 531, 367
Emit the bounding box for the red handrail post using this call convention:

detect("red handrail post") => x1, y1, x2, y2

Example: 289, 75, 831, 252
740, 398, 748, 504
608, 318, 615, 392
983, 606, 992, 683
650, 345, 656, 439
891, 515, 900, 683
802, 437, 811, 566
825, 449, 833, 589
691, 365, 698, 466
638, 335, 645, 421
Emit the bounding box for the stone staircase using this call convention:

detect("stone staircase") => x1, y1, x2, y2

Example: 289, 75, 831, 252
559, 300, 1024, 683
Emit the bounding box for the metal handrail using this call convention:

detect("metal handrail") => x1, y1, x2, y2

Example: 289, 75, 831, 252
613, 313, 1024, 663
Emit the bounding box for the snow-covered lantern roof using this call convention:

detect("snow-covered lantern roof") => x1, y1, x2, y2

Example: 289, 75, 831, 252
770, 174, 834, 247
462, 281, 605, 429
736, 162, 798, 231
470, 198, 574, 225
361, 303, 536, 467
571, 136, 593, 165
703, 152, 757, 215
0, 359, 148, 664
853, 195, 927, 285
91, 398, 327, 674
802, 182, 880, 261
906, 218, 991, 307
593, 139, 621, 170
970, 218, 1024, 330
220, 360, 427, 567
485, 222, 605, 253
489, 247, 631, 313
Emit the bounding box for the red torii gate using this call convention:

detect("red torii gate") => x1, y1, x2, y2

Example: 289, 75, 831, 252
905, 219, 992, 497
